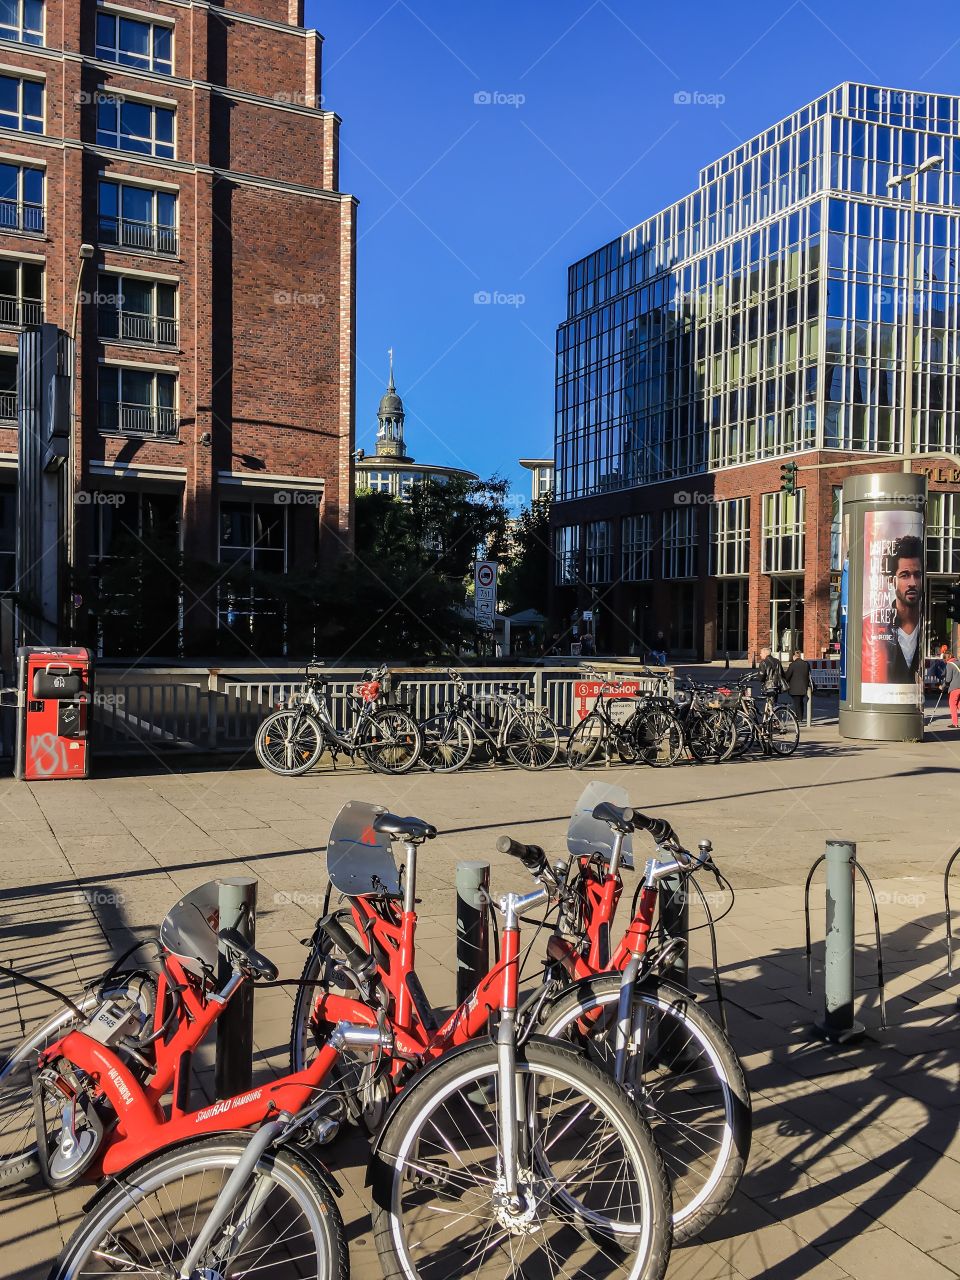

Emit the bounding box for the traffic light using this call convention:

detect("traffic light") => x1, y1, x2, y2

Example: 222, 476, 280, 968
947, 583, 960, 622
779, 460, 798, 495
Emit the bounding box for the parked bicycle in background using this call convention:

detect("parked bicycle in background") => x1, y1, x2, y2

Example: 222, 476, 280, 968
255, 662, 421, 776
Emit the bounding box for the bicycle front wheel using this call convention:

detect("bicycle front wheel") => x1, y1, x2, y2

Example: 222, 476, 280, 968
419, 712, 474, 772
565, 712, 605, 769
371, 1038, 672, 1280
50, 1135, 348, 1280
255, 709, 325, 776
504, 709, 560, 770
359, 708, 422, 774
540, 973, 751, 1243
731, 708, 756, 757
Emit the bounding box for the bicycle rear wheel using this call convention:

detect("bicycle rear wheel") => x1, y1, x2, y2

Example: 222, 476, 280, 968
419, 712, 474, 772
255, 709, 325, 776
504, 709, 560, 770
50, 1135, 347, 1280
631, 707, 684, 768
566, 712, 605, 769
371, 1038, 672, 1280
767, 705, 800, 756
731, 708, 756, 757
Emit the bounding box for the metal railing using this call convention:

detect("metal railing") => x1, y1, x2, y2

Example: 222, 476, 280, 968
0, 199, 43, 234
99, 307, 178, 347
99, 216, 178, 256
87, 664, 674, 757
98, 402, 179, 439
0, 390, 15, 421
0, 296, 42, 328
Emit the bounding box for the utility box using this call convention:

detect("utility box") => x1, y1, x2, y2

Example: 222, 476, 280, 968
14, 646, 93, 780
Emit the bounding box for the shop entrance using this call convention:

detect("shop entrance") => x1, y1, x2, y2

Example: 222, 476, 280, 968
770, 575, 804, 660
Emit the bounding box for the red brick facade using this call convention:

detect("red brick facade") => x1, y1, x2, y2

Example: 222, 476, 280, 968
0, 0, 355, 646
553, 456, 960, 662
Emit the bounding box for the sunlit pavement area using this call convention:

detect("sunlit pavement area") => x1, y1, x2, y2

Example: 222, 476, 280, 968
2, 702, 960, 1279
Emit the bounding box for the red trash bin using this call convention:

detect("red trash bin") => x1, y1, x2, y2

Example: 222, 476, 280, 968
14, 647, 94, 780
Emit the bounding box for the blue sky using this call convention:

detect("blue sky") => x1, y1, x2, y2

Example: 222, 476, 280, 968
305, 0, 958, 508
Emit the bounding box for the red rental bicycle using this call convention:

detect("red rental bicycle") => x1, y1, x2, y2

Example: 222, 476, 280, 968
16, 879, 673, 1280
291, 788, 751, 1243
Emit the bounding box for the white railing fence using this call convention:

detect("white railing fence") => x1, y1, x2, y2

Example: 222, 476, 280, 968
89, 664, 674, 756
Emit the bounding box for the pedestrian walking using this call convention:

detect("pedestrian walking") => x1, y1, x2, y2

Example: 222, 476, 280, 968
757, 645, 785, 715
929, 644, 948, 691
784, 649, 812, 722
943, 654, 960, 728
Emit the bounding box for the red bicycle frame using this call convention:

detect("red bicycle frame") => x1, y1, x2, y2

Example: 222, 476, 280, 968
36, 954, 341, 1178
311, 836, 523, 1072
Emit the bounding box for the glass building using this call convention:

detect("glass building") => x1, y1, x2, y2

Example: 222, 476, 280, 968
552, 83, 960, 659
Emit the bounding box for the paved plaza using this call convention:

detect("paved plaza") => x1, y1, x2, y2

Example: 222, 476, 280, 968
1, 706, 959, 1278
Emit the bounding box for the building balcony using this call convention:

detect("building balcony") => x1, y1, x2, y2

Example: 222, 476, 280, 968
99, 308, 178, 348
99, 402, 178, 440
99, 217, 178, 257
0, 391, 16, 423
0, 296, 42, 328
0, 200, 44, 235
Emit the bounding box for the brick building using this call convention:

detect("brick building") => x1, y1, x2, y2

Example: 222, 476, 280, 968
0, 0, 356, 654
552, 84, 960, 661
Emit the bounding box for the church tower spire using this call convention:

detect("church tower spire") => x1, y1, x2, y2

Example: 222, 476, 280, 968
376, 349, 409, 460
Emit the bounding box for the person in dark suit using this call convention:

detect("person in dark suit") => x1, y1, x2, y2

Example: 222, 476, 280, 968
784, 650, 812, 721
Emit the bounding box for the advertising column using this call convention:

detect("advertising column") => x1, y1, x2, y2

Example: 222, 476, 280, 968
838, 472, 927, 742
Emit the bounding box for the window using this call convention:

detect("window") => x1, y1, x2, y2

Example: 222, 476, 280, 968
554, 524, 580, 585
98, 365, 177, 438
830, 485, 843, 571
0, 74, 42, 132
99, 180, 177, 254
622, 513, 652, 580
364, 471, 393, 494
218, 499, 289, 654
0, 0, 42, 45
662, 507, 698, 579
0, 161, 42, 232
0, 351, 14, 421
761, 489, 805, 573
96, 95, 174, 158
927, 493, 960, 576
710, 497, 750, 576
96, 11, 172, 74
98, 273, 177, 346
0, 259, 42, 326
584, 519, 612, 583
0, 481, 14, 591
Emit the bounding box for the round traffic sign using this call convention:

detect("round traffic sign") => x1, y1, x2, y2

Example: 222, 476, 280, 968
477, 564, 495, 588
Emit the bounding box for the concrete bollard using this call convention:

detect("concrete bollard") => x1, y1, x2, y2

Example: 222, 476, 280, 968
456, 861, 490, 1005
216, 876, 258, 1098
816, 841, 865, 1044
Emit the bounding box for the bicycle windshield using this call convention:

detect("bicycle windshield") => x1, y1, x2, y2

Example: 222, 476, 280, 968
326, 799, 402, 898
159, 881, 222, 977
567, 782, 635, 869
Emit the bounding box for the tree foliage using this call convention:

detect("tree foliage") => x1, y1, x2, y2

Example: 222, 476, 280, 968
500, 498, 551, 616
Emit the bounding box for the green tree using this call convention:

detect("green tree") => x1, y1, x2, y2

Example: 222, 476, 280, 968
500, 497, 551, 616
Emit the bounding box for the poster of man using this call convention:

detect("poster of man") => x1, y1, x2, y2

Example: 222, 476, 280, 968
860, 508, 924, 707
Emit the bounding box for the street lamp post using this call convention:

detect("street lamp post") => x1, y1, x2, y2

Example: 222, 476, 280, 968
887, 155, 942, 474
66, 243, 95, 633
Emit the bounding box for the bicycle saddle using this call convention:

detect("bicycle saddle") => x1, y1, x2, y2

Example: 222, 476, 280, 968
372, 812, 438, 842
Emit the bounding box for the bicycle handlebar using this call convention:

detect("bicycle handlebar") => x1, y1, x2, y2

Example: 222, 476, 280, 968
496, 835, 547, 872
